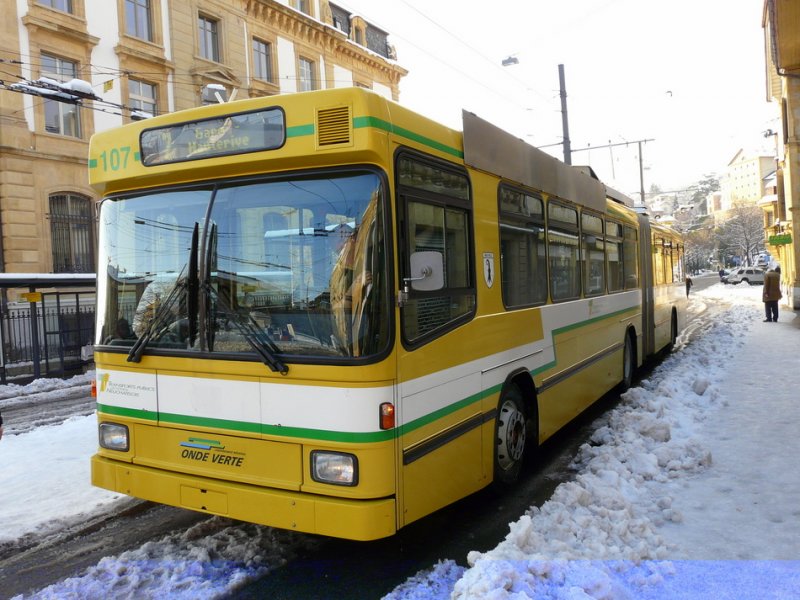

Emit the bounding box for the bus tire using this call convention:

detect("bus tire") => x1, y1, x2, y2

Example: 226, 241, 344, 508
620, 331, 634, 392
494, 384, 527, 485
667, 311, 678, 352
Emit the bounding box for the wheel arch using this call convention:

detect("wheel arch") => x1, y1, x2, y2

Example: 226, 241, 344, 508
499, 367, 539, 445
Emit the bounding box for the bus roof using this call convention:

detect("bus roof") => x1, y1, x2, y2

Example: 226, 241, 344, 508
462, 111, 607, 213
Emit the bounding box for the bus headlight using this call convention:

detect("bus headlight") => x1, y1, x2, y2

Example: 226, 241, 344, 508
311, 451, 358, 486
99, 422, 129, 451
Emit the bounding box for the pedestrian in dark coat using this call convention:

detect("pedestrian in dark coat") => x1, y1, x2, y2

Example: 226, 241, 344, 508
685, 276, 693, 298
0, 410, 4, 441
763, 267, 782, 322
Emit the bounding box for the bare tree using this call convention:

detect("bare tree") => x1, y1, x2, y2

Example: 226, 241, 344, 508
684, 225, 716, 273
717, 203, 765, 266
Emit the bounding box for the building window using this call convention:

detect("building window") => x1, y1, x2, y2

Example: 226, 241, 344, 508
38, 0, 72, 12
298, 57, 316, 91
50, 193, 95, 273
125, 0, 152, 41
41, 54, 81, 138
129, 78, 157, 117
290, 0, 310, 15
252, 39, 273, 82
198, 15, 220, 62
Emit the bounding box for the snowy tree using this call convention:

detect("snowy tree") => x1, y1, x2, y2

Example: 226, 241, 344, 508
717, 203, 765, 266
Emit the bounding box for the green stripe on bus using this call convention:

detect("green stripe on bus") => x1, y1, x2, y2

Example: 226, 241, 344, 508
353, 116, 464, 159
97, 403, 396, 443
397, 388, 486, 436
287, 124, 314, 137
97, 305, 638, 444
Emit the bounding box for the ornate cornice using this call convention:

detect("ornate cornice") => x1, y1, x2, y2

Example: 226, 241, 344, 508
243, 0, 406, 82
21, 13, 99, 48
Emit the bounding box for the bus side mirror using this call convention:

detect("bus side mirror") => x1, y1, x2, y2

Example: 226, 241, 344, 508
406, 251, 444, 292
398, 251, 444, 307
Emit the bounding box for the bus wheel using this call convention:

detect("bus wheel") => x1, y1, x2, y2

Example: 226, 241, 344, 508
667, 312, 678, 352
494, 385, 527, 484
620, 332, 634, 392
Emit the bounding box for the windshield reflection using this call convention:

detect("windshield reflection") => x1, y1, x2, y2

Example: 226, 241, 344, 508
97, 171, 390, 362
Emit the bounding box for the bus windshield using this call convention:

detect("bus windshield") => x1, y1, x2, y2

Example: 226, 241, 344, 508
96, 170, 391, 361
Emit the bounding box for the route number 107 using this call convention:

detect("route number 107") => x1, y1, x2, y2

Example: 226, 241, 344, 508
98, 147, 131, 171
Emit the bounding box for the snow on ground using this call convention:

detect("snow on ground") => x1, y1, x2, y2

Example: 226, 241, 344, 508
1, 281, 799, 599
0, 371, 95, 406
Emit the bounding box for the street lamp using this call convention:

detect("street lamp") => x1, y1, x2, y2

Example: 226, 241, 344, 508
501, 58, 572, 165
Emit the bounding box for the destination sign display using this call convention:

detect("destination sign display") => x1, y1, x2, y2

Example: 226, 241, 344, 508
140, 107, 285, 166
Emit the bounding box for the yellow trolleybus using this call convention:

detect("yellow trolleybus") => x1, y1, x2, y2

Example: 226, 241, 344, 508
89, 88, 686, 541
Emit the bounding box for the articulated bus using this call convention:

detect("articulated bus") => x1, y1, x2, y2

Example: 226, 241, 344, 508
89, 88, 686, 541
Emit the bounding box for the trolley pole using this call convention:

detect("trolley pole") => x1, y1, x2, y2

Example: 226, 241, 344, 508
638, 140, 645, 205
558, 64, 572, 165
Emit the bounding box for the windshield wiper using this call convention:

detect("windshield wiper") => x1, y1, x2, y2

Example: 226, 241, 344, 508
127, 223, 199, 363
205, 284, 288, 375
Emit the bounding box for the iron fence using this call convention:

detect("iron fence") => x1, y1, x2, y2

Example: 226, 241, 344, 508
0, 291, 95, 383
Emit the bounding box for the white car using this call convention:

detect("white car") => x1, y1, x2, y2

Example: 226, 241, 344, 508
726, 267, 765, 285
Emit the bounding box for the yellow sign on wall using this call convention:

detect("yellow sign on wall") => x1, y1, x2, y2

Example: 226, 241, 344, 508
20, 292, 42, 303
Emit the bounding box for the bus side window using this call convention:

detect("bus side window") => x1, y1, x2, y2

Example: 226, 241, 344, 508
548, 202, 580, 301
498, 185, 547, 308
397, 155, 474, 345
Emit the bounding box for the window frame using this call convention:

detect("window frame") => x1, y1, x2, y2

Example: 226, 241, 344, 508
198, 13, 220, 63
498, 184, 548, 309
623, 225, 639, 290
605, 219, 625, 293
252, 37, 274, 83
40, 52, 82, 138
297, 55, 318, 92
395, 150, 475, 348
290, 0, 312, 16
547, 200, 581, 302
124, 0, 152, 41
128, 78, 158, 118
581, 210, 606, 298
37, 0, 73, 13
49, 192, 96, 273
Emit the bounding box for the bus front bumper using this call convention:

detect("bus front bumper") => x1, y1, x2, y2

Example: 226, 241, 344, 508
91, 455, 397, 541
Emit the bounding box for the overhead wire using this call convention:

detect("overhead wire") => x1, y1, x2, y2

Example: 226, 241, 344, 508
2, 2, 574, 122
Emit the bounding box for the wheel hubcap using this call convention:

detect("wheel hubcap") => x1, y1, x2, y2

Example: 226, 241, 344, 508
497, 400, 525, 470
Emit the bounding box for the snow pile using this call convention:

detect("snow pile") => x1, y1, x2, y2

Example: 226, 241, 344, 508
0, 414, 123, 546
390, 283, 768, 599
0, 371, 93, 404
452, 292, 755, 597
16, 519, 314, 600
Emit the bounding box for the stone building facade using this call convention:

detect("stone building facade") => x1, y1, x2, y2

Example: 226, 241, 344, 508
0, 0, 407, 277
762, 0, 800, 309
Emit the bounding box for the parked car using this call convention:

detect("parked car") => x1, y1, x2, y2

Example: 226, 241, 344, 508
726, 267, 765, 285
720, 268, 734, 284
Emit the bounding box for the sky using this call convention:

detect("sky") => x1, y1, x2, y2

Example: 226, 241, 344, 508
338, 0, 777, 200
2, 281, 800, 598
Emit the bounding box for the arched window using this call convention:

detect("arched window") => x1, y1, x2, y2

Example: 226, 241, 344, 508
49, 193, 95, 273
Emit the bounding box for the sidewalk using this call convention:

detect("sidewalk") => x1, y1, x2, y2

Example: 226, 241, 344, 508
659, 302, 800, 560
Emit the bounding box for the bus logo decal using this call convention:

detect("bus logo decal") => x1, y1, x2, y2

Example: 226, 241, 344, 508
180, 437, 224, 450
179, 438, 245, 468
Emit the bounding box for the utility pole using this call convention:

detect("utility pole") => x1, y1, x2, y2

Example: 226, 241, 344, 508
558, 64, 572, 165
